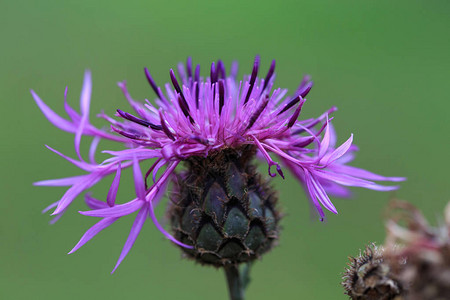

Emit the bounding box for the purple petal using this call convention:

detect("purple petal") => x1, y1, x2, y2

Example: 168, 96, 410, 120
42, 201, 59, 214
308, 171, 338, 214
111, 204, 148, 273
101, 148, 161, 164
151, 159, 167, 183
148, 200, 193, 248
79, 199, 143, 218
74, 70, 92, 161
304, 173, 326, 221
89, 136, 101, 165
31, 89, 75, 132
315, 169, 400, 191
321, 181, 353, 198
85, 193, 109, 210
45, 145, 93, 172
80, 70, 92, 116
318, 118, 330, 159
328, 122, 337, 148
69, 217, 119, 254
53, 172, 104, 214
34, 175, 86, 187
107, 163, 121, 207
132, 156, 146, 200
330, 164, 406, 182
324, 134, 353, 165
49, 210, 67, 225
63, 88, 80, 122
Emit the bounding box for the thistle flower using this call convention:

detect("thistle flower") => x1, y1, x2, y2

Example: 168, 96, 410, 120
32, 56, 404, 272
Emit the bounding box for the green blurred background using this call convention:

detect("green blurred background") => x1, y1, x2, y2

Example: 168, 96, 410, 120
1, 0, 449, 299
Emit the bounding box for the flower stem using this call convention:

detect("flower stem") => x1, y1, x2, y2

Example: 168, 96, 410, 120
224, 263, 252, 300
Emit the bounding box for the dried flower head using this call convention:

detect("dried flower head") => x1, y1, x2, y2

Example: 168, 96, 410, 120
342, 201, 450, 300
342, 244, 403, 300
32, 56, 404, 272
384, 201, 450, 300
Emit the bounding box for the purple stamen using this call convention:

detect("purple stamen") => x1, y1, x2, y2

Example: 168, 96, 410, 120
244, 55, 260, 104
297, 81, 313, 98
116, 109, 162, 131
246, 95, 269, 130
276, 164, 285, 179
278, 96, 301, 115
186, 57, 193, 79
194, 64, 200, 106
230, 61, 238, 79
170, 70, 193, 124
298, 75, 311, 89
217, 60, 226, 79
210, 62, 217, 103
219, 80, 225, 115
262, 59, 276, 93
177, 94, 194, 124
144, 68, 164, 100
293, 106, 337, 134
169, 69, 183, 96
188, 135, 209, 145
111, 126, 144, 140
287, 97, 305, 128
210, 62, 217, 84
159, 111, 175, 141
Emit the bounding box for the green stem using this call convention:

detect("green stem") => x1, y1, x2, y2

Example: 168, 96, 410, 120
224, 263, 252, 300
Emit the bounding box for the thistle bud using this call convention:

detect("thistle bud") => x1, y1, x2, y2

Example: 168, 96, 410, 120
168, 146, 281, 266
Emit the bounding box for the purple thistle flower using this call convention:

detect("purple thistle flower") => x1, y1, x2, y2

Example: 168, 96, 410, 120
32, 56, 405, 272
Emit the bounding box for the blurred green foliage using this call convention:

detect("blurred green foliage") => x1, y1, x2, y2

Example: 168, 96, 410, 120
1, 0, 449, 299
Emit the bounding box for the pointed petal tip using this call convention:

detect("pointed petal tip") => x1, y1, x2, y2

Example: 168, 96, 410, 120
177, 243, 194, 249
84, 69, 92, 77
51, 209, 60, 216
391, 177, 407, 182
388, 185, 401, 190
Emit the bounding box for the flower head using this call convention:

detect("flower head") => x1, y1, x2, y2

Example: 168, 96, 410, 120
342, 201, 450, 299
32, 56, 404, 272
342, 244, 403, 300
